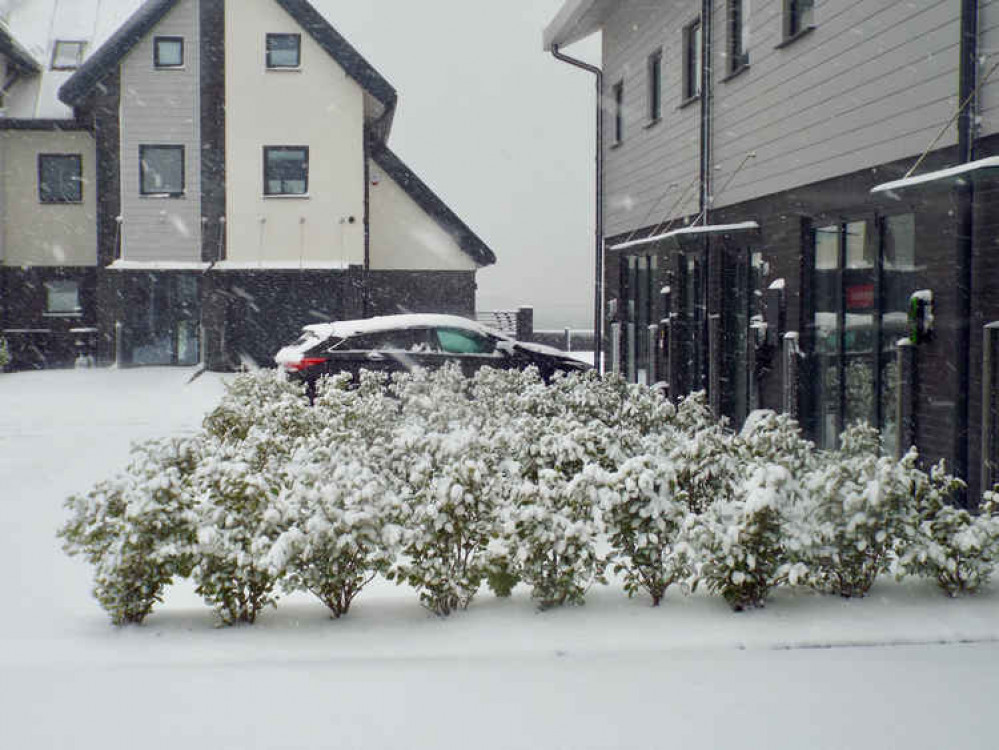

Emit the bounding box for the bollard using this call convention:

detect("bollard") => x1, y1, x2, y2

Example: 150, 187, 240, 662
896, 337, 918, 461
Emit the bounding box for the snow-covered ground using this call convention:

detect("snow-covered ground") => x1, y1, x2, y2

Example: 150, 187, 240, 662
2, 367, 999, 749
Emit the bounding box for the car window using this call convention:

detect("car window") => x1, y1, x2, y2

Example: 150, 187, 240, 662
435, 328, 496, 355
343, 329, 436, 352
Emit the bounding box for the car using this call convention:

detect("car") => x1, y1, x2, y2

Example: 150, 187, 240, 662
275, 313, 591, 389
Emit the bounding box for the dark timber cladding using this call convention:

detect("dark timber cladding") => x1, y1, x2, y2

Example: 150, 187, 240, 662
200, 0, 226, 262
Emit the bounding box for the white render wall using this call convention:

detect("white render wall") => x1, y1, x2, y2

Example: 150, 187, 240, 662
367, 159, 477, 271
118, 0, 202, 263
0, 129, 97, 266
224, 0, 366, 266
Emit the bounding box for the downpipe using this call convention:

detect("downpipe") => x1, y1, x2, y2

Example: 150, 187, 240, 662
551, 44, 604, 372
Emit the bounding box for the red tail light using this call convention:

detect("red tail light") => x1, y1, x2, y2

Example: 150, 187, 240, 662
283, 357, 327, 373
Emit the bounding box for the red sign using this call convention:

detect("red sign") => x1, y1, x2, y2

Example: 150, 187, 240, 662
846, 284, 875, 310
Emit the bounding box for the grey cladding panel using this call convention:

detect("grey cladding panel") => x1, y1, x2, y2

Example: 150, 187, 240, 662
119, 0, 202, 263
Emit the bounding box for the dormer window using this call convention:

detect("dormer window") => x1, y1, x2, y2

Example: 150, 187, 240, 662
51, 40, 86, 70
154, 37, 184, 68
266, 33, 301, 69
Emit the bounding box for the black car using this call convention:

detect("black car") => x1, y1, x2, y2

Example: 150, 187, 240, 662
275, 313, 590, 387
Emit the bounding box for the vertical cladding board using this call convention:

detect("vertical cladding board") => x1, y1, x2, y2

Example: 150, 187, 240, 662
601, 0, 702, 238
711, 0, 962, 210
119, 0, 203, 263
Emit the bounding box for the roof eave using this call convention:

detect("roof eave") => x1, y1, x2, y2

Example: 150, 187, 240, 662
542, 0, 614, 51
0, 23, 42, 73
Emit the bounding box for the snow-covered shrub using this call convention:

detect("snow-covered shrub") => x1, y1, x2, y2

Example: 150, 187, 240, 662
898, 469, 999, 596
600, 453, 691, 606
203, 368, 312, 445
59, 439, 199, 625
796, 424, 917, 598
689, 463, 796, 611
190, 435, 291, 625
389, 425, 499, 616
268, 446, 403, 617
739, 410, 815, 476
506, 462, 607, 610
0, 336, 9, 370
665, 398, 740, 515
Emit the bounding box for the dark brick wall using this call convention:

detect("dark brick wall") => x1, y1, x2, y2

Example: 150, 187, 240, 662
602, 141, 999, 493
364, 270, 476, 319
0, 266, 98, 369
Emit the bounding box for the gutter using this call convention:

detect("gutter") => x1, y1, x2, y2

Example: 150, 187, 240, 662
551, 43, 604, 372
955, 0, 978, 492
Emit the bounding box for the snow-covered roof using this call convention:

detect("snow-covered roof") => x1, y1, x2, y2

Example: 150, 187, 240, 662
60, 0, 397, 118
1, 0, 144, 119
302, 313, 502, 343
542, 0, 617, 51
608, 221, 760, 252
0, 20, 40, 72
871, 157, 999, 195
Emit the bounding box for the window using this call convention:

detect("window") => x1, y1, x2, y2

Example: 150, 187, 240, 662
647, 49, 662, 123
154, 36, 184, 68
436, 328, 496, 355
51, 40, 85, 70
266, 33, 301, 68
264, 146, 309, 195
612, 81, 624, 144
682, 19, 702, 102
783, 0, 814, 41
140, 145, 185, 196
44, 280, 81, 316
727, 0, 750, 73
38, 154, 83, 203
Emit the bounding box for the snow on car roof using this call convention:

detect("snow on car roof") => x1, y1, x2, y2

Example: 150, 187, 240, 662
302, 314, 507, 342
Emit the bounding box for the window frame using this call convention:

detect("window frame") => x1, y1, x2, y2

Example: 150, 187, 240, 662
38, 153, 83, 204
266, 33, 302, 69
781, 0, 815, 45
139, 144, 186, 198
611, 80, 624, 145
727, 0, 750, 76
682, 18, 703, 104
50, 40, 86, 71
43, 279, 82, 317
647, 48, 663, 124
153, 36, 185, 69
263, 145, 310, 197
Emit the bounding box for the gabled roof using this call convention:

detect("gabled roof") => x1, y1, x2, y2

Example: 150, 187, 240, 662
370, 141, 496, 268
0, 21, 41, 73
59, 0, 397, 114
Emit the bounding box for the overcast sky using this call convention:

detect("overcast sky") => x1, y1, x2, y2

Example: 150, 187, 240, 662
313, 0, 602, 329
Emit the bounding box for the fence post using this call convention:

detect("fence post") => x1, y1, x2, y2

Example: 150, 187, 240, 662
516, 306, 534, 342
896, 337, 918, 461
647, 324, 659, 384
983, 322, 999, 493
781, 332, 800, 421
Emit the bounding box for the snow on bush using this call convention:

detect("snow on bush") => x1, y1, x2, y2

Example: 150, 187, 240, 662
59, 439, 200, 625
62, 364, 999, 626
190, 432, 292, 625
898, 470, 999, 597
794, 425, 916, 598
599, 452, 691, 606
0, 336, 9, 370
689, 462, 796, 611
267, 445, 404, 618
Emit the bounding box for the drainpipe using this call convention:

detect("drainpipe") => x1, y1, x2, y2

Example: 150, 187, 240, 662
955, 0, 978, 492
551, 44, 604, 371
699, 0, 713, 221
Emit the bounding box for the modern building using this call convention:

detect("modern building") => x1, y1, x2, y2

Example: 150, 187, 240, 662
545, 0, 999, 499
1, 0, 494, 371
